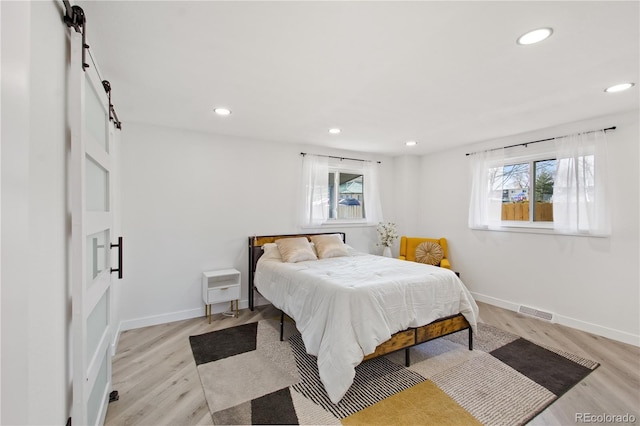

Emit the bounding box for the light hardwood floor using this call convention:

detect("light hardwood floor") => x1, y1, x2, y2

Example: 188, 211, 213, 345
104, 302, 639, 425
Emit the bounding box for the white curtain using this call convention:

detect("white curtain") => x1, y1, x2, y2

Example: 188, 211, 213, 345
363, 160, 384, 224
300, 154, 384, 226
553, 130, 610, 236
300, 154, 329, 226
468, 147, 505, 229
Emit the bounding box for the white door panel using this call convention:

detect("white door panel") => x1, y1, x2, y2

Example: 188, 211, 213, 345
69, 29, 120, 426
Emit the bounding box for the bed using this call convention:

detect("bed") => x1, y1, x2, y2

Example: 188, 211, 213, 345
248, 232, 479, 404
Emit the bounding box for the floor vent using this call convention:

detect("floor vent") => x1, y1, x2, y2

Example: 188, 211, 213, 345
518, 305, 554, 321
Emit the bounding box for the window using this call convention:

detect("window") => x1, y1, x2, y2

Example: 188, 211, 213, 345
301, 154, 383, 226
469, 130, 610, 236
496, 158, 556, 224
328, 171, 364, 220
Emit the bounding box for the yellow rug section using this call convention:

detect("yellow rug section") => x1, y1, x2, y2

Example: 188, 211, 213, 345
342, 380, 482, 426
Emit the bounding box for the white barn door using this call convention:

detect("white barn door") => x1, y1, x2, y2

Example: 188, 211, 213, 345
69, 30, 120, 426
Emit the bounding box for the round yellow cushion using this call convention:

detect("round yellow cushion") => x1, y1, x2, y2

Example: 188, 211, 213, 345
415, 241, 444, 266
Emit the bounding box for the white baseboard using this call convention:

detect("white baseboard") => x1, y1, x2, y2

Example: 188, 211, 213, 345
111, 321, 122, 356
553, 313, 640, 347
119, 299, 250, 332
471, 292, 520, 313
471, 292, 640, 347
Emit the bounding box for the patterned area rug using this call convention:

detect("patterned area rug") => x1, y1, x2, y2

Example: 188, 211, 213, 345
189, 319, 599, 425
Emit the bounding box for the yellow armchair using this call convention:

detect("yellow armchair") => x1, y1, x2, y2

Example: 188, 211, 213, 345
398, 236, 451, 269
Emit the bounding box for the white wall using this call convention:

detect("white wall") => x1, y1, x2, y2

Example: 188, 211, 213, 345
1, 1, 70, 424
1, 2, 30, 422
118, 122, 396, 329
414, 111, 640, 345
392, 155, 421, 242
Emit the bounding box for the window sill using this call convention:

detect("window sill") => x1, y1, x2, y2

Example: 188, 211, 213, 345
502, 221, 553, 230
497, 224, 556, 236
301, 220, 376, 229
470, 224, 609, 238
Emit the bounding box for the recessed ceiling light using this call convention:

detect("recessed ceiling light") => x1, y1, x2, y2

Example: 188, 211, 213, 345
329, 128, 341, 134
405, 140, 417, 147
214, 107, 231, 116
604, 82, 635, 93
517, 27, 553, 45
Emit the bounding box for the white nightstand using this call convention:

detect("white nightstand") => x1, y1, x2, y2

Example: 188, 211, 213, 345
202, 268, 241, 323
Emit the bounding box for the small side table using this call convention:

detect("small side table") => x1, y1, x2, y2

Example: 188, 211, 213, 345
202, 268, 241, 323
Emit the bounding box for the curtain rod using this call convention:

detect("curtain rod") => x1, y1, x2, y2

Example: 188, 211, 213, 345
465, 126, 616, 156
300, 152, 381, 164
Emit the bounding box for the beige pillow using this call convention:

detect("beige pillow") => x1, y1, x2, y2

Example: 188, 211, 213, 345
261, 243, 283, 261
310, 234, 349, 259
415, 241, 444, 266
275, 237, 318, 263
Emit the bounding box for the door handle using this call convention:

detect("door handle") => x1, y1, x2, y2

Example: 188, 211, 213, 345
110, 236, 123, 279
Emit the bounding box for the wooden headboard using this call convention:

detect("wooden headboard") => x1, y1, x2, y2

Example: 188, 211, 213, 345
247, 232, 346, 310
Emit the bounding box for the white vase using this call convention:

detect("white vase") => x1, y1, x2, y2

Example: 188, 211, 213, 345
382, 246, 392, 257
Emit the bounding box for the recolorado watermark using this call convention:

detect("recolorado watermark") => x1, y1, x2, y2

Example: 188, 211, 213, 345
576, 413, 637, 423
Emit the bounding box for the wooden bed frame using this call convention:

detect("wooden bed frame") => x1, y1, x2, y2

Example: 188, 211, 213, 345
247, 233, 472, 366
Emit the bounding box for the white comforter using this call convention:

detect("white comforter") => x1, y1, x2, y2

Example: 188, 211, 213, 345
254, 251, 479, 404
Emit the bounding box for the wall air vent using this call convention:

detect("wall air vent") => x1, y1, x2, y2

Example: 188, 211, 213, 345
518, 305, 554, 321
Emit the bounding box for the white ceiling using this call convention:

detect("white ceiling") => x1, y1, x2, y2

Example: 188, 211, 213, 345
79, 1, 639, 156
